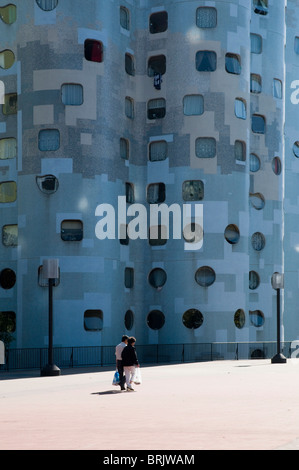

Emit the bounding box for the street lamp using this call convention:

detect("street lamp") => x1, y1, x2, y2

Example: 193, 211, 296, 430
271, 272, 287, 364
41, 259, 61, 376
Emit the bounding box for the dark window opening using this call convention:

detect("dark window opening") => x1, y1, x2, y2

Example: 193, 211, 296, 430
149, 11, 168, 34
84, 39, 103, 63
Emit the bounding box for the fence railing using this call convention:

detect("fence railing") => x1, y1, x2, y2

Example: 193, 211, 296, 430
0, 341, 295, 372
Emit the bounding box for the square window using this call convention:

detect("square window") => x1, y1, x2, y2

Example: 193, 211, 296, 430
149, 140, 167, 162
196, 51, 216, 72
252, 114, 265, 134
84, 39, 103, 63
149, 225, 167, 246
147, 98, 166, 119
183, 95, 204, 116
125, 53, 135, 76
120, 6, 130, 30
273, 79, 282, 99
225, 53, 241, 75
0, 138, 16, 159
38, 129, 60, 151
235, 140, 246, 161
125, 97, 134, 119
195, 137, 216, 158
147, 55, 166, 77
182, 180, 204, 201
38, 265, 60, 287
196, 7, 217, 28
84, 310, 103, 331
0, 181, 17, 203
250, 74, 262, 93
0, 311, 16, 332
124, 267, 134, 288
250, 33, 262, 54
235, 98, 246, 119
61, 220, 83, 241
253, 0, 268, 15
149, 11, 168, 34
147, 183, 165, 204
120, 138, 129, 159
3, 93, 17, 115
61, 84, 83, 105
2, 224, 18, 246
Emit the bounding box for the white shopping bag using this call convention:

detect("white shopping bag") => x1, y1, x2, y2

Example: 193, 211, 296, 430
133, 367, 142, 385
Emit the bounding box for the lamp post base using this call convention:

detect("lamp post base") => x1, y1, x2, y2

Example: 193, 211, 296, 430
41, 363, 61, 376
271, 353, 287, 364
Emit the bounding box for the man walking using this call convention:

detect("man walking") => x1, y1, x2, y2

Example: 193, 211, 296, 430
121, 336, 139, 391
115, 335, 129, 390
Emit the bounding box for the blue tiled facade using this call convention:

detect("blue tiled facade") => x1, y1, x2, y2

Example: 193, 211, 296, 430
0, 0, 295, 351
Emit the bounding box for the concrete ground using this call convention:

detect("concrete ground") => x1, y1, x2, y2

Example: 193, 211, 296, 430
0, 359, 299, 450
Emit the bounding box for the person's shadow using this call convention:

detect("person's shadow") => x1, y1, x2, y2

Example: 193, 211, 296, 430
91, 390, 125, 395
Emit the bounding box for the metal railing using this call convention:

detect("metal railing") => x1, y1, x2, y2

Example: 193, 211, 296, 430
0, 341, 294, 372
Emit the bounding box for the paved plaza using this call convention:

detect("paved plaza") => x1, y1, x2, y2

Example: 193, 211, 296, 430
1, 359, 299, 450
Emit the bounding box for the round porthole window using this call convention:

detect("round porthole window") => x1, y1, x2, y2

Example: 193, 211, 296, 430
249, 310, 265, 327
250, 193, 265, 210
234, 309, 245, 329
251, 232, 265, 251
0, 268, 16, 289
195, 266, 216, 287
147, 310, 165, 330
272, 157, 281, 175
124, 310, 134, 330
249, 271, 260, 290
224, 224, 240, 244
36, 0, 58, 11
182, 309, 203, 329
148, 268, 167, 289
293, 142, 299, 158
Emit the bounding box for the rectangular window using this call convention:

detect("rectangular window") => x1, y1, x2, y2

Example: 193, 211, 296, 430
196, 51, 216, 72
195, 137, 216, 158
182, 180, 204, 201
126, 182, 134, 204
125, 97, 134, 119
124, 267, 134, 288
253, 0, 268, 15
0, 138, 16, 159
119, 224, 129, 245
84, 39, 103, 63
120, 138, 129, 159
147, 98, 166, 119
147, 183, 165, 204
120, 6, 130, 30
61, 220, 83, 241
250, 74, 262, 93
295, 37, 299, 55
225, 53, 241, 75
3, 93, 17, 115
125, 53, 135, 76
196, 7, 217, 28
2, 224, 18, 246
183, 95, 204, 116
84, 310, 103, 331
0, 181, 17, 203
235, 98, 246, 119
250, 33, 262, 54
149, 225, 167, 246
252, 114, 265, 134
235, 140, 246, 161
148, 55, 166, 77
38, 129, 60, 151
149, 140, 167, 162
149, 11, 168, 34
273, 79, 282, 99
61, 84, 83, 105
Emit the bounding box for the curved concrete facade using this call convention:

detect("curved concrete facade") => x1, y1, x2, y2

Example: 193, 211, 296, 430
0, 0, 287, 349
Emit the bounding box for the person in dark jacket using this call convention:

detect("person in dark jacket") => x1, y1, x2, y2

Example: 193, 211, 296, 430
121, 336, 139, 391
